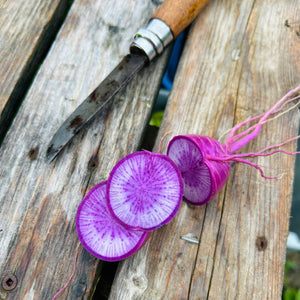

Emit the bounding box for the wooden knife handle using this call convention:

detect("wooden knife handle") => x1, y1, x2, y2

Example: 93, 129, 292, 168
131, 0, 210, 60
152, 0, 210, 38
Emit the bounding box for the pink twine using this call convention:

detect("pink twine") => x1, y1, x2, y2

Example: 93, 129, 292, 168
52, 246, 79, 300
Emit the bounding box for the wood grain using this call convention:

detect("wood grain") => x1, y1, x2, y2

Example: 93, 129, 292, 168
109, 0, 300, 299
152, 0, 210, 38
0, 0, 71, 142
0, 0, 170, 299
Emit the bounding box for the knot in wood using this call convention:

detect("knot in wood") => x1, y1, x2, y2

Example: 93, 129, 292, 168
132, 274, 148, 290
88, 158, 98, 170
256, 236, 268, 251
28, 146, 39, 160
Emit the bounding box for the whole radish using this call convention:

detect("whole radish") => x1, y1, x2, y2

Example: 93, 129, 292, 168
167, 85, 300, 205
167, 135, 231, 205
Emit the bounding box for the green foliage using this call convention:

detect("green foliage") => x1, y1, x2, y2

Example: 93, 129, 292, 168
284, 256, 300, 300
149, 111, 164, 128
283, 288, 300, 300
285, 260, 297, 273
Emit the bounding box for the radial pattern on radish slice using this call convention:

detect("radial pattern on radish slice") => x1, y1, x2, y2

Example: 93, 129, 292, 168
106, 151, 183, 231
167, 135, 231, 205
76, 181, 149, 262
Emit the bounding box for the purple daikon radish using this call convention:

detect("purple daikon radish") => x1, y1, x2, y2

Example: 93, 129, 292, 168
106, 151, 184, 231
76, 181, 149, 261
167, 135, 231, 205
167, 85, 300, 205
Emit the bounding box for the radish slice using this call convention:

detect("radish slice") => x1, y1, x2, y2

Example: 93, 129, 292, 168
76, 181, 149, 262
167, 135, 231, 205
106, 151, 183, 231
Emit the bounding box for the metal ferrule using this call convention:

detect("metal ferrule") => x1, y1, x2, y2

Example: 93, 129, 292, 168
130, 18, 174, 61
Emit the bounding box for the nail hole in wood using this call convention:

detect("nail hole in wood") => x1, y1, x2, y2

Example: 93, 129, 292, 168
256, 236, 268, 251
88, 158, 98, 170
28, 146, 39, 160
284, 20, 290, 28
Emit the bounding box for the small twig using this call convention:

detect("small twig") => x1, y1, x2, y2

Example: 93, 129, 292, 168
180, 233, 199, 244
157, 130, 173, 153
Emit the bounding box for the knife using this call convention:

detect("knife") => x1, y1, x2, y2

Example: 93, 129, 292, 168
46, 0, 209, 163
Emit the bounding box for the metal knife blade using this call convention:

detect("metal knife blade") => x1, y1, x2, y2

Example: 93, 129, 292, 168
46, 0, 210, 163
46, 53, 148, 163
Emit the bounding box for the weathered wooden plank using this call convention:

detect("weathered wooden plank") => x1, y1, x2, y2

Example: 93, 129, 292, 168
109, 0, 300, 299
0, 0, 170, 299
0, 0, 72, 142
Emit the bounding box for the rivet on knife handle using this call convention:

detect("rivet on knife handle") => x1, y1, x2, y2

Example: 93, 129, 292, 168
131, 0, 210, 61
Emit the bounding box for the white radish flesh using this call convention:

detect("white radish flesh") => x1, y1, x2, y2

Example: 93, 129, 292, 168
106, 151, 183, 231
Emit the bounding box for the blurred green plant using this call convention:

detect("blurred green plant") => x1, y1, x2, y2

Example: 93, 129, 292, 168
283, 258, 300, 300
149, 111, 164, 127
285, 259, 297, 273
283, 288, 300, 300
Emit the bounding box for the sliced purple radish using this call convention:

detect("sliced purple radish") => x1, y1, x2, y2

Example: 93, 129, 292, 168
166, 87, 300, 205
106, 151, 183, 231
76, 181, 149, 262
167, 135, 231, 205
